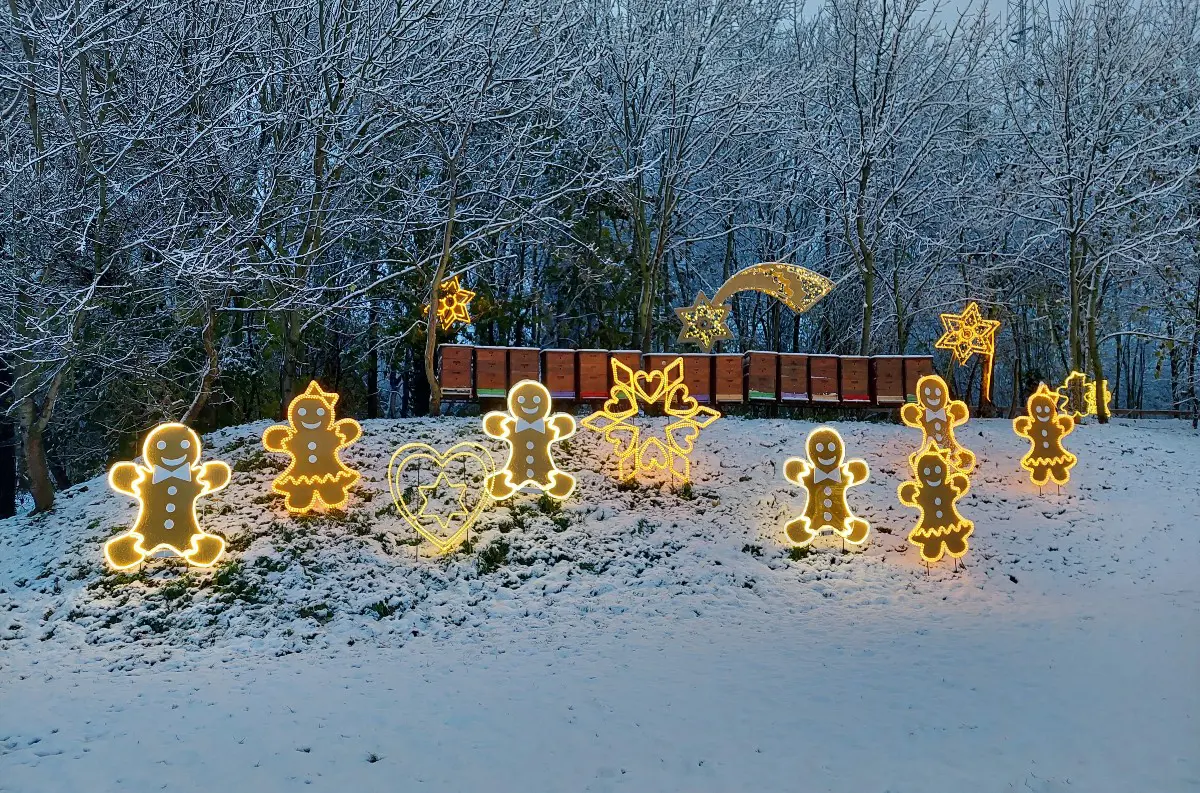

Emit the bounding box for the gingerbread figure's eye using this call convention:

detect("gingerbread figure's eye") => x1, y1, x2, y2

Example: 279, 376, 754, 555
317, 408, 325, 417
298, 407, 307, 416
157, 440, 167, 450
934, 465, 942, 475
923, 387, 930, 396
815, 442, 824, 452
517, 395, 526, 404
180, 439, 190, 449
532, 395, 541, 405
923, 467, 931, 476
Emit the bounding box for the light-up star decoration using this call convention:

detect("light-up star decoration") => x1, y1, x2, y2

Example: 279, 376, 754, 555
935, 301, 1001, 401
581, 357, 721, 484
675, 263, 834, 352
427, 275, 475, 331
416, 472, 470, 530
1054, 370, 1112, 420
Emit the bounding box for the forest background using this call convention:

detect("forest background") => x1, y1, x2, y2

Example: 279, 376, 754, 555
2, 0, 1198, 515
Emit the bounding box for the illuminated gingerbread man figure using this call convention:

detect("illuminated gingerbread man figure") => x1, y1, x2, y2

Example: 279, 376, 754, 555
897, 444, 974, 564
783, 427, 870, 547
1013, 383, 1077, 486
262, 381, 362, 512
900, 374, 975, 472
105, 423, 231, 569
483, 380, 576, 500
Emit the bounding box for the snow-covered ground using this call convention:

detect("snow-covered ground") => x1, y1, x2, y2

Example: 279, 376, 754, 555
1, 416, 1196, 792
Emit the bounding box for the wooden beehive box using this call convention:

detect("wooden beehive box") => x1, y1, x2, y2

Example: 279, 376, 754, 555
871, 356, 906, 405
642, 354, 677, 375
507, 347, 540, 388
809, 355, 840, 402
475, 346, 508, 398
746, 352, 779, 402
778, 354, 809, 402
541, 349, 577, 400
577, 349, 610, 399
611, 350, 644, 381
679, 354, 713, 403
437, 344, 474, 399
903, 356, 935, 403
840, 356, 870, 403
715, 354, 744, 403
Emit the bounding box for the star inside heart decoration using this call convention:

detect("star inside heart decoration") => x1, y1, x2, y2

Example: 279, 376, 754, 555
581, 357, 721, 484
388, 442, 495, 554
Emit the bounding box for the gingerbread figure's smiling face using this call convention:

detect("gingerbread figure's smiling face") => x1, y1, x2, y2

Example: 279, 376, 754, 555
144, 423, 201, 469
292, 397, 333, 431
1030, 393, 1056, 423
806, 428, 844, 472
508, 381, 551, 422
920, 376, 945, 409
916, 452, 947, 488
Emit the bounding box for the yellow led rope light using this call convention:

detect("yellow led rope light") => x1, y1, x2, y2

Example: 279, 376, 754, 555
1014, 383, 1078, 487
105, 422, 231, 570
424, 275, 476, 331
482, 380, 577, 501
581, 357, 721, 484
388, 441, 495, 554
1054, 370, 1112, 420
782, 426, 870, 547
262, 381, 362, 513
935, 301, 1000, 401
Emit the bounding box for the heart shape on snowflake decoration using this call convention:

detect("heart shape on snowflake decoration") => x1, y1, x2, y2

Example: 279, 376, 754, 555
387, 442, 495, 555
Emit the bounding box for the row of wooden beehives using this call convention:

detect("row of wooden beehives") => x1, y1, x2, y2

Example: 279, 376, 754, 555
438, 345, 934, 407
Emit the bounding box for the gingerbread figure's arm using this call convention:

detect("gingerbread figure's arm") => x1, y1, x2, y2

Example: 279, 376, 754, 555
845, 459, 869, 486
335, 418, 361, 445
1056, 415, 1075, 436
900, 403, 921, 428
948, 473, 970, 496
482, 412, 511, 438
108, 462, 141, 497
1013, 416, 1031, 437
199, 461, 232, 494
262, 425, 291, 452
549, 413, 576, 439
948, 401, 969, 424
898, 481, 920, 506
783, 457, 811, 485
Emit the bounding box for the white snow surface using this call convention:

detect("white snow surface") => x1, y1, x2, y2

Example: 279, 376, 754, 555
0, 416, 1196, 792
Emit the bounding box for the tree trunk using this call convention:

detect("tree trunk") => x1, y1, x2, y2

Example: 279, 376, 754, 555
0, 361, 16, 518
425, 164, 458, 417
18, 399, 54, 513
182, 304, 221, 426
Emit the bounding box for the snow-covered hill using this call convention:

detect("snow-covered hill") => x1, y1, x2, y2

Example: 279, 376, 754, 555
1, 417, 1197, 792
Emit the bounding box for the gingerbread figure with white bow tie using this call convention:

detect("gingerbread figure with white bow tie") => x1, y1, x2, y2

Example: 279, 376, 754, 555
105, 422, 231, 569
783, 426, 870, 547
900, 374, 975, 472
482, 380, 576, 501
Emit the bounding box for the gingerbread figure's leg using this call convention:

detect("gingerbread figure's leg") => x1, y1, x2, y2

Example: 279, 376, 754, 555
186, 533, 226, 567
545, 470, 576, 500
958, 448, 976, 471
785, 516, 816, 547
1030, 465, 1050, 488
843, 517, 870, 545
916, 535, 945, 563
317, 482, 351, 509
943, 529, 969, 558
105, 533, 146, 570
487, 470, 518, 500
283, 484, 319, 513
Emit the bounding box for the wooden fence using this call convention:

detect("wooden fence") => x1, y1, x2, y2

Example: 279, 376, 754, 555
437, 345, 934, 408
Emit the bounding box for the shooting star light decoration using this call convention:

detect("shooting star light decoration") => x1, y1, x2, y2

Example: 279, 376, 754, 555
426, 275, 476, 331
675, 263, 834, 352
935, 302, 1001, 401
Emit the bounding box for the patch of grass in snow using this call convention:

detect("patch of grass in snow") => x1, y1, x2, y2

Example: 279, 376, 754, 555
298, 602, 334, 624
477, 538, 510, 574
536, 494, 561, 514
211, 560, 262, 603
788, 545, 813, 561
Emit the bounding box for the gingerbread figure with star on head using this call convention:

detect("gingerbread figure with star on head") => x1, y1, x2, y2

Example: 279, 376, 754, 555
897, 442, 974, 564
105, 422, 231, 569
483, 380, 576, 500
262, 381, 362, 512
1013, 383, 1077, 487
783, 426, 870, 547
900, 373, 975, 473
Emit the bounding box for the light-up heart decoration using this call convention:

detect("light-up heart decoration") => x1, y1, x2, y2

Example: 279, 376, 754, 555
388, 442, 495, 554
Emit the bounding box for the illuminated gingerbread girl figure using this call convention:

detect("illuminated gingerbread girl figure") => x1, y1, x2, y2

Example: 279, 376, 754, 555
262, 381, 362, 512
897, 443, 974, 564
1013, 383, 1077, 487
105, 422, 231, 569
900, 373, 975, 472
483, 380, 576, 500
783, 427, 870, 547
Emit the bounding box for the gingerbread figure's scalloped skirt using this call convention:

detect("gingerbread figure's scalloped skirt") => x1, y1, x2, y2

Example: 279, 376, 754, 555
908, 521, 973, 564
274, 470, 360, 512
